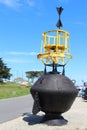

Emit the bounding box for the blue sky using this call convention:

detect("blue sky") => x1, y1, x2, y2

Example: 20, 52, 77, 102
0, 0, 87, 85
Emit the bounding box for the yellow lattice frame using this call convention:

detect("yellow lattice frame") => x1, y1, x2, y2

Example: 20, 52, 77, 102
37, 29, 72, 65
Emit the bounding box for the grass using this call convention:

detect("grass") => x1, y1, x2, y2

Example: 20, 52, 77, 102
0, 82, 31, 99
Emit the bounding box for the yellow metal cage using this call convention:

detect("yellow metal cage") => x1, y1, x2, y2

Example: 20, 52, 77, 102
37, 29, 72, 65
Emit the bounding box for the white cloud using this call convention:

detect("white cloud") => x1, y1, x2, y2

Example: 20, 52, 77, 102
0, 0, 44, 15
3, 51, 38, 56
5, 58, 25, 63
0, 0, 21, 8
0, 0, 37, 8
5, 58, 34, 63
6, 51, 37, 56
27, 0, 35, 7
75, 22, 87, 26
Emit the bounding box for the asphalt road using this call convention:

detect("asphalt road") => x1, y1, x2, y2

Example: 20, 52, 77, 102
0, 95, 33, 123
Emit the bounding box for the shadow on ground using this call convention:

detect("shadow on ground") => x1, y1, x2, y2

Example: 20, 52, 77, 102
22, 112, 68, 126
22, 112, 44, 125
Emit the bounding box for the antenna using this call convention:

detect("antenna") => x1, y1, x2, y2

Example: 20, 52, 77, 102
56, 7, 63, 29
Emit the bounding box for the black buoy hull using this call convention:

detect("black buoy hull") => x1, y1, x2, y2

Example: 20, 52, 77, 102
30, 73, 78, 115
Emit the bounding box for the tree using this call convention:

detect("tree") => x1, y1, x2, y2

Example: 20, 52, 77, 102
26, 71, 43, 83
0, 58, 12, 82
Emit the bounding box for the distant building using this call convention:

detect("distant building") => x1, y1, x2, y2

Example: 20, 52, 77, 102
13, 77, 31, 86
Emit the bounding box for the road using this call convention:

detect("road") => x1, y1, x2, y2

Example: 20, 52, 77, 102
0, 95, 33, 123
